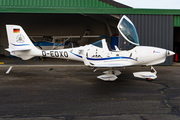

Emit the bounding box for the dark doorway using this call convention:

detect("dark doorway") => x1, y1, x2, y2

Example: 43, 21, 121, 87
174, 27, 180, 62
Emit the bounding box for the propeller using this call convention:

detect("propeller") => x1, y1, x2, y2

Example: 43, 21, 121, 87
166, 50, 175, 57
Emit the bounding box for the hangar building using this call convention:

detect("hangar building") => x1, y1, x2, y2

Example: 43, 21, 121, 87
0, 0, 180, 65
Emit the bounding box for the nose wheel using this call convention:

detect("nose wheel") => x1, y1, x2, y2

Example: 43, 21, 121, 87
146, 78, 153, 81
133, 66, 157, 81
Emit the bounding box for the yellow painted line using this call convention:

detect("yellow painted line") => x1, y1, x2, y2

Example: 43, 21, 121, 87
0, 62, 4, 64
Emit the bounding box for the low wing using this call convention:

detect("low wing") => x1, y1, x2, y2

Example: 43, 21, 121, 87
89, 62, 132, 68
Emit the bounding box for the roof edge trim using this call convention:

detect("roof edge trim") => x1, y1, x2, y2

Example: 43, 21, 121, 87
0, 7, 180, 15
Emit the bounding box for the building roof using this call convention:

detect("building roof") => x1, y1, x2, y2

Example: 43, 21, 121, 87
99, 0, 131, 8
0, 0, 180, 15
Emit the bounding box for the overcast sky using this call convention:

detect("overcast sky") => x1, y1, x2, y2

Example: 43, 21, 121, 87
114, 0, 180, 9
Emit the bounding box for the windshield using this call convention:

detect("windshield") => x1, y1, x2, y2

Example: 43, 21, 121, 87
92, 40, 102, 48
92, 40, 112, 51
119, 17, 139, 45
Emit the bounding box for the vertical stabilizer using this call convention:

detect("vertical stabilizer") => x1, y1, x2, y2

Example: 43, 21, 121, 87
6, 25, 41, 60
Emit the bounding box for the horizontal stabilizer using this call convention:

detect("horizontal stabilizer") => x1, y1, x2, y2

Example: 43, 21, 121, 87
5, 47, 31, 52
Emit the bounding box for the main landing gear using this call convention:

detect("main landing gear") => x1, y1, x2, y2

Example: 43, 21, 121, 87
97, 68, 121, 81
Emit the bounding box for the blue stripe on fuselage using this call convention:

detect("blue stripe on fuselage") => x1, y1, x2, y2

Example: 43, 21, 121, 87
70, 52, 82, 58
70, 52, 137, 61
87, 56, 137, 61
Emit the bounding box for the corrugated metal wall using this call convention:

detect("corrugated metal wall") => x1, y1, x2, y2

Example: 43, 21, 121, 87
174, 16, 180, 27
119, 14, 174, 65
0, 0, 116, 8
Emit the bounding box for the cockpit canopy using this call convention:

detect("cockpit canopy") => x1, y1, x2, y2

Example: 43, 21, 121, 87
117, 15, 139, 46
92, 39, 112, 51
92, 40, 102, 48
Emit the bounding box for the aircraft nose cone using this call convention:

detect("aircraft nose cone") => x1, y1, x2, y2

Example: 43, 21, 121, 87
167, 50, 175, 56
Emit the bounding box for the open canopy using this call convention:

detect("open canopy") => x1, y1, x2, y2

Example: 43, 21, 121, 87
117, 15, 139, 46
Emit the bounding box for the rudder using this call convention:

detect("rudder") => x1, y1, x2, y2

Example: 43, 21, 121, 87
6, 25, 39, 60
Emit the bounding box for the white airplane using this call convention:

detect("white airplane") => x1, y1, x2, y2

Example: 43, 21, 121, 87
5, 15, 175, 81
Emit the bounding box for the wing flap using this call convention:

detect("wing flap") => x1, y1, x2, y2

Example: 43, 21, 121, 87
90, 62, 132, 68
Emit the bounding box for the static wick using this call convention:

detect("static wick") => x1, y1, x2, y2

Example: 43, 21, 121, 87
6, 66, 13, 74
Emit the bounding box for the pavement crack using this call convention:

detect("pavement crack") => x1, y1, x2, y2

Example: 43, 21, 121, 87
140, 116, 148, 120
159, 83, 180, 116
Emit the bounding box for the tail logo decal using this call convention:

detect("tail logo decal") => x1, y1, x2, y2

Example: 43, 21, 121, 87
16, 34, 25, 43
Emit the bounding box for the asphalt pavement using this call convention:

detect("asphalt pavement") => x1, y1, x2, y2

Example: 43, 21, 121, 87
0, 64, 180, 120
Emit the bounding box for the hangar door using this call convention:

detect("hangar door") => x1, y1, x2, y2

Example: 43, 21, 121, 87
174, 16, 180, 62
0, 13, 119, 57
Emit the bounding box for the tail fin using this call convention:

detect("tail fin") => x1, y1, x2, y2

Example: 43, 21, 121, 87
6, 25, 40, 60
